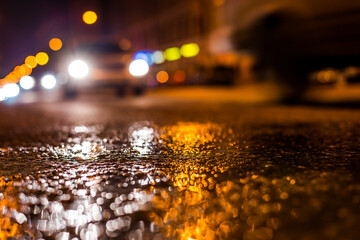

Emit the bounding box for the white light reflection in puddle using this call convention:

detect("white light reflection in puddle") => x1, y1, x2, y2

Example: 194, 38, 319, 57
51, 125, 107, 161
18, 123, 157, 239
73, 125, 91, 134
129, 122, 158, 155
24, 159, 156, 240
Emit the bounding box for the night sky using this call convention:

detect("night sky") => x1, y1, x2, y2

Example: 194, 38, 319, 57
0, 0, 189, 78
0, 0, 71, 76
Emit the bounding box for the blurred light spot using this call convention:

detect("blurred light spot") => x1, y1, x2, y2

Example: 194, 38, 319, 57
0, 88, 6, 101
280, 192, 289, 200
130, 126, 155, 155
220, 220, 233, 233
164, 47, 181, 61
41, 74, 57, 89
173, 70, 186, 83
119, 38, 132, 50
5, 73, 17, 82
213, 0, 226, 6
49, 38, 62, 51
21, 64, 32, 76
83, 11, 97, 24
36, 52, 49, 65
129, 59, 149, 77
14, 66, 26, 78
153, 51, 165, 64
68, 60, 89, 79
56, 232, 70, 240
25, 56, 37, 68
156, 71, 169, 83
15, 213, 27, 225
19, 76, 35, 90
3, 83, 20, 98
180, 43, 200, 58
74, 126, 89, 133
134, 51, 154, 65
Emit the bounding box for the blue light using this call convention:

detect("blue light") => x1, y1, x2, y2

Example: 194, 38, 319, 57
133, 51, 154, 66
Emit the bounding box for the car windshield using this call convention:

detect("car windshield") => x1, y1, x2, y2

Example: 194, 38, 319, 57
75, 42, 125, 54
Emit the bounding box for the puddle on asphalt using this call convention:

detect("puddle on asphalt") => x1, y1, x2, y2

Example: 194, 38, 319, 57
0, 122, 360, 239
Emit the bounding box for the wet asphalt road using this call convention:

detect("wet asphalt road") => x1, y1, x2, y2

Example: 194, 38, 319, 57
0, 96, 360, 240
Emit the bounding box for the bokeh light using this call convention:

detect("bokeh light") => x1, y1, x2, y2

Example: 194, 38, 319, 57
173, 70, 186, 83
133, 51, 154, 65
153, 51, 165, 64
25, 56, 37, 68
156, 71, 169, 83
129, 59, 149, 77
180, 43, 200, 58
11, 71, 21, 80
14, 66, 26, 78
213, 0, 226, 7
3, 84, 20, 98
118, 38, 132, 51
68, 60, 89, 79
164, 47, 181, 61
49, 38, 62, 51
82, 11, 97, 24
19, 76, 36, 90
21, 64, 32, 76
5, 73, 16, 83
0, 88, 6, 101
36, 52, 49, 65
40, 74, 57, 89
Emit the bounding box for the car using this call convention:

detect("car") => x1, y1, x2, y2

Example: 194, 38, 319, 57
62, 41, 149, 98
231, 0, 360, 102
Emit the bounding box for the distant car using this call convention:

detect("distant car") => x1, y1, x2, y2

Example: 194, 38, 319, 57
62, 41, 149, 98
232, 0, 360, 101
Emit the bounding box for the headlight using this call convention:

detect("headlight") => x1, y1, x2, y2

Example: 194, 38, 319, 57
41, 74, 57, 89
68, 59, 89, 79
3, 83, 20, 98
19, 76, 36, 90
129, 59, 149, 77
0, 88, 6, 101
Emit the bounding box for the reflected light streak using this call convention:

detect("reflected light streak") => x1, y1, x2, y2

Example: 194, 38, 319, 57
73, 125, 90, 134
129, 123, 157, 155
70, 140, 104, 160
149, 122, 239, 240
0, 177, 31, 239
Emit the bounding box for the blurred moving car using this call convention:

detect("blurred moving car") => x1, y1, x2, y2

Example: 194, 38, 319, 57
63, 41, 149, 98
232, 0, 360, 101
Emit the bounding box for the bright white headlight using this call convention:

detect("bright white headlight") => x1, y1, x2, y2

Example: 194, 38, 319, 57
129, 59, 149, 77
41, 74, 57, 89
0, 88, 6, 101
3, 84, 20, 98
68, 59, 89, 79
19, 76, 36, 90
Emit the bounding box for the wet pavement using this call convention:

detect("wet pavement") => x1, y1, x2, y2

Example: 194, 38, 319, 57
0, 96, 360, 240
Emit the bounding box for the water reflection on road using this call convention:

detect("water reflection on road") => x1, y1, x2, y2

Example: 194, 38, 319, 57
1, 120, 360, 240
